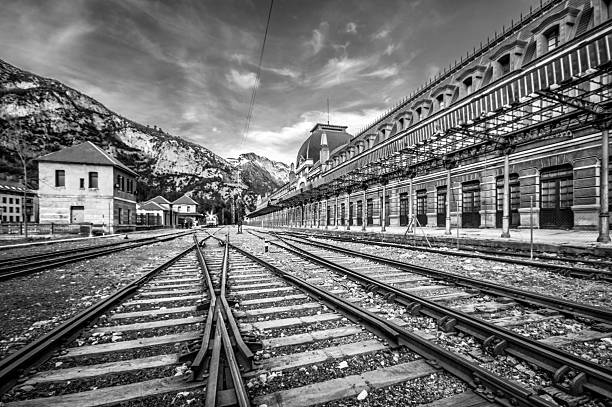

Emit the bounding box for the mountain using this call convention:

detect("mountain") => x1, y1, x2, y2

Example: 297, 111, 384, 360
0, 58, 289, 214
236, 152, 290, 198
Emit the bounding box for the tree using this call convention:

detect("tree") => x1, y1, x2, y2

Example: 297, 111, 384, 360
1, 117, 35, 237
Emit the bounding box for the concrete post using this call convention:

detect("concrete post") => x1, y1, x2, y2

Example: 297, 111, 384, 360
346, 192, 351, 230
381, 183, 387, 232
598, 129, 610, 243
362, 188, 367, 231
445, 169, 452, 235
324, 198, 329, 229
501, 153, 511, 238
335, 195, 339, 229
408, 177, 414, 232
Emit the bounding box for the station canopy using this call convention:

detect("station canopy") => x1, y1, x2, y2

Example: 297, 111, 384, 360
277, 22, 612, 207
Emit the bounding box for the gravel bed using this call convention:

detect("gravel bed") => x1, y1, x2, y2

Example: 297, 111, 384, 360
318, 372, 468, 406
120, 388, 206, 407
0, 229, 185, 260
255, 317, 353, 339
508, 318, 589, 340
560, 338, 612, 367
235, 289, 300, 300
312, 238, 612, 308
236, 297, 313, 310
41, 342, 197, 369
3, 365, 181, 401
120, 299, 201, 313
247, 347, 417, 397
240, 307, 324, 323
76, 323, 203, 343
0, 235, 196, 360
264, 331, 375, 356
131, 290, 203, 300
96, 311, 201, 326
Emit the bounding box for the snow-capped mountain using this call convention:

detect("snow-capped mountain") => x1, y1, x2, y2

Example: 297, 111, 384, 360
0, 58, 289, 211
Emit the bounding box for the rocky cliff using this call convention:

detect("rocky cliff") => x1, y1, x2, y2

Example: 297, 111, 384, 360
0, 58, 289, 213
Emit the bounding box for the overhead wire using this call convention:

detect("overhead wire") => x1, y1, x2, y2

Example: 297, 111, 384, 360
240, 0, 274, 147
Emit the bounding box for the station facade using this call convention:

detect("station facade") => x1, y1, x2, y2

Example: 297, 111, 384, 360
248, 0, 612, 242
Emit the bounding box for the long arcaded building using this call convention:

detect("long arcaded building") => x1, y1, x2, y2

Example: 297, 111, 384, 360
248, 0, 612, 243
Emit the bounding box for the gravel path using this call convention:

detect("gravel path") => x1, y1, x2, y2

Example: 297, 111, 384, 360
309, 237, 612, 308
0, 233, 195, 360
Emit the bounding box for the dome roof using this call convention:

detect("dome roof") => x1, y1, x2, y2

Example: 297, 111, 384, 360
296, 123, 351, 166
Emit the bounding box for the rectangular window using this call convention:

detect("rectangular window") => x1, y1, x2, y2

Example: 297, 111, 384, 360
15, 207, 19, 213
9, 198, 13, 204
89, 172, 98, 188
80, 178, 85, 189
187, 206, 190, 212
1, 197, 5, 203
9, 207, 13, 213
9, 216, 13, 222
116, 175, 121, 190
121, 176, 125, 191
118, 208, 123, 224
127, 209, 131, 224
15, 198, 19, 204
55, 170, 65, 187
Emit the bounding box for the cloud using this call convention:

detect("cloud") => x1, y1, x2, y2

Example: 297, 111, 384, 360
363, 65, 399, 79
238, 107, 387, 164
425, 64, 441, 80
308, 56, 370, 89
226, 69, 257, 89
384, 43, 399, 56
264, 66, 301, 80
345, 22, 357, 34
372, 28, 390, 40
305, 22, 328, 55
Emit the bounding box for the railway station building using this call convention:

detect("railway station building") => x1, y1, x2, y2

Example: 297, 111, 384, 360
248, 0, 612, 243
37, 141, 138, 232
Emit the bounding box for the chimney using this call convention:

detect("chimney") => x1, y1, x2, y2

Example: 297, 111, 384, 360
289, 163, 296, 183
320, 132, 330, 163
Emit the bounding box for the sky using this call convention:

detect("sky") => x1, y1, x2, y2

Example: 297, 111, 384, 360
0, 0, 540, 165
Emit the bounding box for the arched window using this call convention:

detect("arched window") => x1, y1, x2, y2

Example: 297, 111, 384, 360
498, 54, 511, 75
436, 94, 445, 110
416, 107, 423, 121
463, 77, 473, 95
398, 117, 405, 130
544, 26, 559, 51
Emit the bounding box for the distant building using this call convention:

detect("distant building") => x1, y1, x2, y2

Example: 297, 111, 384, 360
37, 141, 137, 232
136, 201, 165, 226
172, 194, 200, 227
136, 194, 201, 227
0, 181, 38, 224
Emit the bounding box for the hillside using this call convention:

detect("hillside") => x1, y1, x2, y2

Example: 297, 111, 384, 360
0, 58, 289, 214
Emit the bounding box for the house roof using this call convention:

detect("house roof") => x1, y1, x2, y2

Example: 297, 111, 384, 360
138, 201, 166, 211
148, 195, 171, 205
37, 141, 137, 176
172, 194, 198, 205
0, 182, 35, 195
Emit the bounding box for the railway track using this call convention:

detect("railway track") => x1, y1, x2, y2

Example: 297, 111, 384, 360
240, 230, 611, 406
282, 230, 612, 282
0, 230, 194, 281
0, 233, 216, 406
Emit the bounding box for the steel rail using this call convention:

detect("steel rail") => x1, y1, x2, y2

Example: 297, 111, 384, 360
0, 230, 194, 281
195, 233, 250, 407
281, 231, 612, 281
228, 240, 557, 407
0, 236, 199, 394
1, 230, 191, 267
273, 232, 612, 324
267, 234, 612, 400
